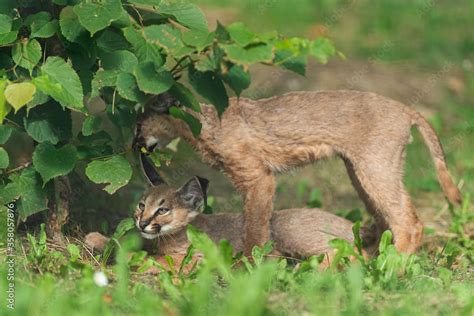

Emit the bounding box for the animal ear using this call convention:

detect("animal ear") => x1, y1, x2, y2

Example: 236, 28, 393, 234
140, 153, 166, 186
147, 92, 180, 114
195, 176, 209, 208
177, 176, 209, 212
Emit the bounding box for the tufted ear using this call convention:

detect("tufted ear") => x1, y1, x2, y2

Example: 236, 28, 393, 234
195, 176, 209, 207
140, 153, 166, 186
176, 176, 210, 212
146, 92, 180, 114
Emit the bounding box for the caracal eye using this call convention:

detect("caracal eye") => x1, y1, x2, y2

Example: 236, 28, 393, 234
156, 207, 170, 216
138, 202, 145, 212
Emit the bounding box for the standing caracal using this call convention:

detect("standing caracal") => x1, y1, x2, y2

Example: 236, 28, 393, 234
135, 90, 461, 255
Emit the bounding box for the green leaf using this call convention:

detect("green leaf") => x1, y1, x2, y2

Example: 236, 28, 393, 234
0, 125, 13, 144
6, 168, 48, 221
0, 13, 12, 33
189, 67, 228, 116
378, 230, 393, 254
352, 221, 363, 255
274, 37, 309, 54
85, 155, 132, 194
73, 0, 124, 35
32, 143, 77, 184
0, 147, 9, 169
215, 21, 230, 42
67, 244, 81, 261
195, 55, 217, 72
172, 45, 195, 59
134, 62, 173, 94
76, 131, 113, 160
27, 89, 50, 110
59, 6, 89, 43
182, 29, 214, 52
226, 22, 255, 46
116, 72, 146, 102
23, 104, 72, 144
221, 64, 250, 97
127, 0, 161, 5
169, 106, 201, 137
0, 0, 15, 15
0, 29, 17, 45
12, 39, 42, 73
158, 2, 208, 32
274, 49, 307, 76
34, 56, 84, 110
24, 118, 58, 144
310, 38, 336, 64
82, 116, 102, 136
67, 41, 98, 69
0, 180, 18, 205
18, 168, 48, 220
106, 102, 136, 128
100, 50, 138, 72
0, 16, 19, 45
0, 79, 11, 123
90, 69, 120, 99
101, 217, 135, 262
144, 24, 183, 54
0, 52, 12, 70
221, 43, 274, 65
123, 26, 164, 67
97, 29, 130, 52
4, 82, 36, 112
169, 82, 201, 112
25, 12, 58, 39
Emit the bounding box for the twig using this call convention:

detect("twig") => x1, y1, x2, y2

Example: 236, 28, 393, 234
89, 150, 130, 161
170, 56, 189, 74
4, 118, 22, 129
124, 3, 144, 27
6, 161, 32, 174
83, 246, 102, 267
111, 88, 117, 114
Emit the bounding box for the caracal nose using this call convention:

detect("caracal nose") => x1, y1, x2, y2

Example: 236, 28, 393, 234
139, 219, 151, 230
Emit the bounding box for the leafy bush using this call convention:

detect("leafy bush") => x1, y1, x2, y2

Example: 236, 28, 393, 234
0, 0, 336, 224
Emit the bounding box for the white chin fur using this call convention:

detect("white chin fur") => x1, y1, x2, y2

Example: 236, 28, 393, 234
188, 211, 199, 220
145, 136, 159, 148
140, 232, 159, 240
160, 224, 178, 235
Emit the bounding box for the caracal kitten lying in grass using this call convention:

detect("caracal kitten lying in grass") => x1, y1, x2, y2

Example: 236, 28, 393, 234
85, 155, 365, 263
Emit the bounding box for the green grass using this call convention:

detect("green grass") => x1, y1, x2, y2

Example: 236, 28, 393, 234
1, 1, 473, 315
1, 213, 472, 316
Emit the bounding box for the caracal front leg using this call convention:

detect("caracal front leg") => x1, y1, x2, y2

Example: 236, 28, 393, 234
239, 170, 276, 256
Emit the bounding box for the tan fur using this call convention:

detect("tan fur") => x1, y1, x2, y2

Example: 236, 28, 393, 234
137, 90, 462, 254
85, 187, 360, 260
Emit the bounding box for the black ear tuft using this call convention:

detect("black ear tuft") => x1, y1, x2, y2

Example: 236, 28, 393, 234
177, 176, 209, 212
146, 92, 180, 114
195, 176, 209, 207
140, 153, 166, 186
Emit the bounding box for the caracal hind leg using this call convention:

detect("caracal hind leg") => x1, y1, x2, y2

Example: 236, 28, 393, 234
344, 159, 388, 254
235, 170, 276, 256
346, 153, 423, 254
396, 186, 424, 253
